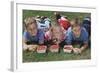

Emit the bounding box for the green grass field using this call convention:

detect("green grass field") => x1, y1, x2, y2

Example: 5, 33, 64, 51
22, 10, 91, 62
23, 48, 91, 62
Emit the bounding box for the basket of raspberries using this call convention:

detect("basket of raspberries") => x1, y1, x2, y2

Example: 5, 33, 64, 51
63, 45, 73, 53
49, 45, 59, 53
36, 45, 47, 53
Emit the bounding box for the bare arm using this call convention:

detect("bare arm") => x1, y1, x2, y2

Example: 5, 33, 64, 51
22, 36, 29, 50
80, 42, 88, 52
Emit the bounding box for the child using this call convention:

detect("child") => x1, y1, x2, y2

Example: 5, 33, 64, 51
82, 17, 91, 36
23, 17, 44, 51
37, 16, 51, 32
58, 16, 70, 30
45, 24, 65, 45
65, 18, 89, 54
54, 12, 70, 30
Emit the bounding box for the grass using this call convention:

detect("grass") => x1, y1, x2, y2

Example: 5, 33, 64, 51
23, 48, 91, 62
22, 10, 91, 62
23, 10, 91, 23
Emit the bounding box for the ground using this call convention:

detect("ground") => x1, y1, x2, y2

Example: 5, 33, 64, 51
23, 48, 91, 62
22, 10, 91, 62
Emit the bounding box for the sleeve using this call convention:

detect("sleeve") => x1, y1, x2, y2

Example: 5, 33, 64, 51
23, 31, 29, 41
38, 30, 44, 44
65, 30, 72, 45
82, 28, 89, 44
45, 31, 51, 41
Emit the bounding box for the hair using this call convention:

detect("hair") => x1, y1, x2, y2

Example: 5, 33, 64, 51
70, 18, 81, 29
50, 23, 63, 36
50, 22, 60, 30
54, 12, 61, 20
24, 17, 37, 28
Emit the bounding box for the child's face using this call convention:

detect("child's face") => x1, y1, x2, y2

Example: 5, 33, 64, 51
27, 23, 37, 36
52, 27, 60, 36
72, 26, 81, 38
52, 27, 63, 44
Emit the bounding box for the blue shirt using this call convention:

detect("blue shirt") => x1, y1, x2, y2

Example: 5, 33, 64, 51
65, 27, 88, 45
23, 29, 44, 44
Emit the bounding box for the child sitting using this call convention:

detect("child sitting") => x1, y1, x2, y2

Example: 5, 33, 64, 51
65, 18, 89, 54
23, 17, 44, 51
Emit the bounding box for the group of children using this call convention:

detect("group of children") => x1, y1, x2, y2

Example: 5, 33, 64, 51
23, 13, 91, 54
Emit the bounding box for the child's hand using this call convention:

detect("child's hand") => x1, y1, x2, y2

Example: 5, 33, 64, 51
52, 38, 60, 45
23, 44, 28, 51
28, 45, 38, 51
73, 48, 82, 54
